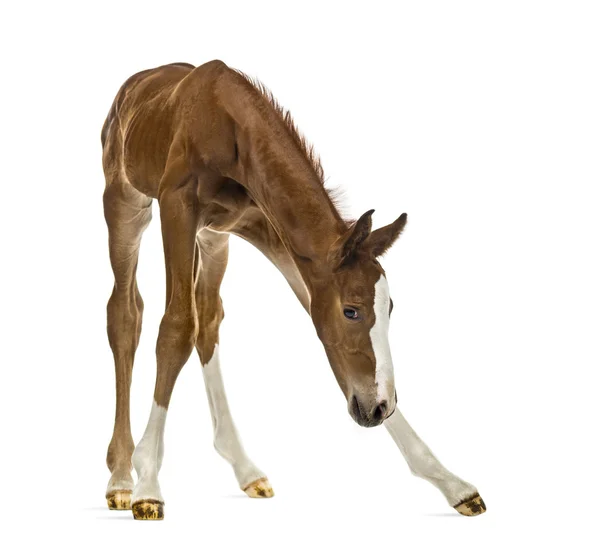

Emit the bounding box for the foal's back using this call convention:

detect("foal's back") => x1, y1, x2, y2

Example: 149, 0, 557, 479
101, 61, 204, 198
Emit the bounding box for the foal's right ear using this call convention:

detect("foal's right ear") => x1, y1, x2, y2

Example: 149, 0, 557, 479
363, 213, 408, 258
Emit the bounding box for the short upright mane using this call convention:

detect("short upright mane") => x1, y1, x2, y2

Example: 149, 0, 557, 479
233, 69, 348, 223
233, 69, 325, 184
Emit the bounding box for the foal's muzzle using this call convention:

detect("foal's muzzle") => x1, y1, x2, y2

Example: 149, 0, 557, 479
349, 395, 393, 427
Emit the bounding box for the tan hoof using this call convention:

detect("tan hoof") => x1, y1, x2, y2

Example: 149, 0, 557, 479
243, 477, 274, 498
132, 500, 164, 520
106, 489, 132, 510
454, 493, 486, 516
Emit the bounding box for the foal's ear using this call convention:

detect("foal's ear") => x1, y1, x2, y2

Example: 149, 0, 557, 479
364, 213, 408, 258
331, 209, 375, 267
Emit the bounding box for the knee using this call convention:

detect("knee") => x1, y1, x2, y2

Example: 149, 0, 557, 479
196, 299, 224, 357
157, 307, 199, 358
199, 295, 224, 329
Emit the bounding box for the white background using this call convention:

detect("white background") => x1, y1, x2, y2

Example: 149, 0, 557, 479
1, 1, 599, 537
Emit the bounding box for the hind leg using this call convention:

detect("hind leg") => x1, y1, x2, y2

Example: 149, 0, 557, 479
104, 180, 152, 510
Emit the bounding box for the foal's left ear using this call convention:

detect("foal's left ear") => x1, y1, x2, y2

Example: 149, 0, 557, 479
364, 213, 408, 258
331, 209, 375, 267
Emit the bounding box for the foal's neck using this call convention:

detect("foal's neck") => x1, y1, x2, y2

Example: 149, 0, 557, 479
244, 149, 343, 286
245, 155, 344, 261
225, 82, 347, 286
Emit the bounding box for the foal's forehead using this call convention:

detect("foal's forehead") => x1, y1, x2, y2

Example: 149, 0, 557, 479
336, 260, 386, 299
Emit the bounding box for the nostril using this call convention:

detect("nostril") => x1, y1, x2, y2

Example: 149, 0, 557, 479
373, 400, 387, 422
351, 395, 361, 419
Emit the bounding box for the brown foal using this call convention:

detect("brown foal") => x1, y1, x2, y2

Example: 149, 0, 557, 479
102, 60, 485, 520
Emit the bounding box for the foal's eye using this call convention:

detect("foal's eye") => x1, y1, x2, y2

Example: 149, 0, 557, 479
343, 307, 359, 320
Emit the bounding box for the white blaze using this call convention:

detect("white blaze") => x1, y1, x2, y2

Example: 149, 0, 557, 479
370, 275, 394, 403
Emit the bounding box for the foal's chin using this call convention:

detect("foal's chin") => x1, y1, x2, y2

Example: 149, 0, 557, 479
351, 414, 388, 428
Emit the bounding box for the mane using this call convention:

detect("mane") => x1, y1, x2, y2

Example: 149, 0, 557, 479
233, 69, 349, 223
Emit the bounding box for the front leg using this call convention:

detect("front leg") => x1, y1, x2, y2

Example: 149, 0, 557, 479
195, 229, 273, 498
384, 408, 486, 516
131, 166, 201, 520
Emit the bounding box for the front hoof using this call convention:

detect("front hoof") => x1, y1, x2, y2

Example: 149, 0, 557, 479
454, 493, 486, 516
106, 489, 131, 510
243, 478, 274, 498
132, 500, 164, 520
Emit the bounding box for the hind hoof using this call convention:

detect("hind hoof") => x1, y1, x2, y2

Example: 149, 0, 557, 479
106, 489, 131, 510
454, 493, 486, 516
132, 500, 164, 520
243, 478, 274, 498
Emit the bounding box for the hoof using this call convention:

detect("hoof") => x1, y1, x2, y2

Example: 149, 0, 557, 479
243, 477, 274, 499
132, 500, 164, 520
454, 493, 486, 516
106, 489, 131, 510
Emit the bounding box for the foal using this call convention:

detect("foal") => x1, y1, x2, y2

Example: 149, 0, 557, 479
101, 60, 485, 520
